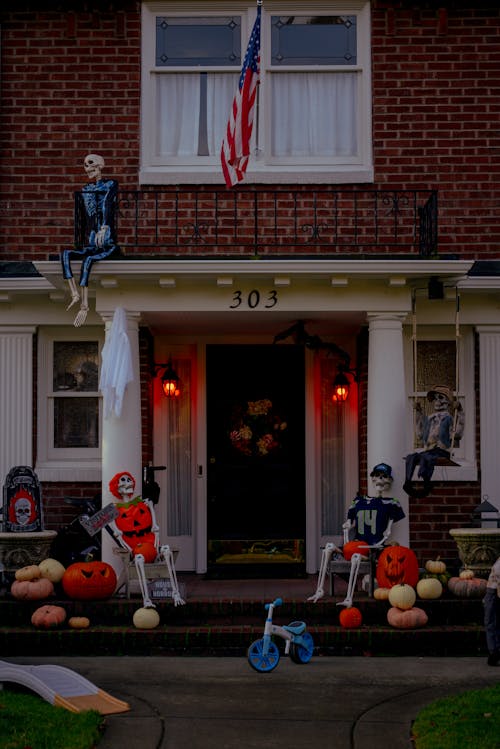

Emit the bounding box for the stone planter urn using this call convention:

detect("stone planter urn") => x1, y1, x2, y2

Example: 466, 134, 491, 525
0, 530, 57, 573
449, 528, 500, 578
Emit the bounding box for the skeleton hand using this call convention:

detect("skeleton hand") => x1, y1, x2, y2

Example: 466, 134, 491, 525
95, 225, 109, 248
73, 304, 89, 328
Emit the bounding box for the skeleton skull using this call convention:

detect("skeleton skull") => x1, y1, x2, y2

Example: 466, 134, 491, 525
117, 473, 135, 499
84, 154, 105, 182
14, 497, 32, 526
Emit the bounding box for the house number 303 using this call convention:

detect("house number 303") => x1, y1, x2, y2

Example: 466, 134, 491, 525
229, 290, 278, 309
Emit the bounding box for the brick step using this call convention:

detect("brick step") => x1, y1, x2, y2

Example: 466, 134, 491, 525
0, 623, 486, 658
0, 596, 485, 627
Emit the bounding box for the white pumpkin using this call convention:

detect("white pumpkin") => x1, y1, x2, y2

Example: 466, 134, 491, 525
416, 577, 443, 600
39, 558, 66, 583
373, 586, 391, 601
388, 583, 416, 611
459, 569, 475, 579
425, 557, 446, 575
132, 607, 160, 630
15, 565, 41, 582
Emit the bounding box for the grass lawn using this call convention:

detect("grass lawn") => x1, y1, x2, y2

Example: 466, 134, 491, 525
0, 688, 103, 749
411, 683, 500, 749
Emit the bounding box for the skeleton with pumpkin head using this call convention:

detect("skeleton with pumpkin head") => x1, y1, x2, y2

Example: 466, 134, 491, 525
308, 463, 405, 606
108, 471, 185, 607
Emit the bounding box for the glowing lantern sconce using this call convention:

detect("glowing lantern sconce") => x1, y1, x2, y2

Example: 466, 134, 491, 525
332, 364, 358, 403
157, 358, 181, 398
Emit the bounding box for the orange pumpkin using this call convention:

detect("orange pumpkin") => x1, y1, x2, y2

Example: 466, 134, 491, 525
387, 606, 428, 629
339, 606, 363, 628
31, 605, 67, 629
133, 542, 157, 563
376, 545, 419, 589
11, 577, 54, 600
342, 540, 369, 561
62, 561, 117, 600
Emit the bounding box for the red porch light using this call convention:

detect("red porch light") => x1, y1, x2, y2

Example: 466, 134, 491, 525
159, 358, 181, 398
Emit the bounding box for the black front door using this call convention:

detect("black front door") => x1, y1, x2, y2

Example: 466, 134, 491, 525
206, 344, 305, 575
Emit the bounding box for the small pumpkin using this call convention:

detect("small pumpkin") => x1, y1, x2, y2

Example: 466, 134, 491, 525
448, 576, 487, 598
373, 586, 391, 601
416, 577, 443, 600
39, 558, 66, 583
62, 561, 117, 600
388, 583, 416, 611
339, 606, 363, 628
133, 607, 160, 629
11, 577, 54, 600
342, 540, 369, 561
459, 569, 475, 579
376, 545, 419, 589
387, 606, 428, 629
425, 557, 446, 575
68, 616, 91, 629
15, 565, 41, 582
31, 605, 67, 629
133, 542, 157, 564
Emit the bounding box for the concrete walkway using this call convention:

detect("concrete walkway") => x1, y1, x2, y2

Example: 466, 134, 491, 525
5, 655, 498, 748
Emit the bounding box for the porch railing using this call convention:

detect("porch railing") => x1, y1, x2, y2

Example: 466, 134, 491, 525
75, 188, 438, 259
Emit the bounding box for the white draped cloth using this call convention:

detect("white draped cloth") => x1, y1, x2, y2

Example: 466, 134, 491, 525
99, 307, 134, 418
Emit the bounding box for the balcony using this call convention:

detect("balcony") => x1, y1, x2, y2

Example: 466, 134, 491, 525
75, 188, 438, 259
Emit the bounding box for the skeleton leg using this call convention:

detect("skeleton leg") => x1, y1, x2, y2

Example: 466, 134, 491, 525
133, 553, 155, 608
336, 553, 362, 608
66, 277, 80, 310
307, 542, 338, 603
159, 544, 185, 606
73, 287, 89, 327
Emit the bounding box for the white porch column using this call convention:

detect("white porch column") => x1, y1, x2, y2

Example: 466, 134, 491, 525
0, 327, 35, 487
100, 311, 142, 571
367, 313, 408, 545
477, 326, 500, 510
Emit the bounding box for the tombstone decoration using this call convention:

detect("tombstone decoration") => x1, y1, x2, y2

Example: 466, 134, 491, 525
2, 466, 44, 533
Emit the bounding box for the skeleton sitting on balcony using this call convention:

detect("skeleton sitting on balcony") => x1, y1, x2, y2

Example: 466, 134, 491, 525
308, 463, 405, 607
61, 154, 119, 327
108, 471, 185, 607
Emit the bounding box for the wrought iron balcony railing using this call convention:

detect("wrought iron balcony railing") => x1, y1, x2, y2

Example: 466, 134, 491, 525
75, 188, 438, 259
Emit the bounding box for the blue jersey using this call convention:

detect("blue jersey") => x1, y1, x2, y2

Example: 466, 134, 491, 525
347, 495, 405, 546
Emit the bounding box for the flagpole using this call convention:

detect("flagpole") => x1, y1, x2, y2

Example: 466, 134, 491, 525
255, 0, 263, 156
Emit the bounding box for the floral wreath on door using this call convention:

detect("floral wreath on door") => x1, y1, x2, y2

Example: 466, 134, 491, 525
229, 399, 287, 458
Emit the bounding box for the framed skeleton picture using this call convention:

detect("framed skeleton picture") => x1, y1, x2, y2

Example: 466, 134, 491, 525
2, 466, 44, 533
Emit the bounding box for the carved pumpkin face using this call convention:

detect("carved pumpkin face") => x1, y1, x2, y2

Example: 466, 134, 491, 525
115, 498, 155, 551
376, 545, 419, 589
62, 561, 117, 600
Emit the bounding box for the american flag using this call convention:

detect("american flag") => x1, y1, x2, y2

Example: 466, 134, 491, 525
220, 3, 261, 188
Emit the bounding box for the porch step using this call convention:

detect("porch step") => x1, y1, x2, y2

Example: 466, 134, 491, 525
0, 595, 487, 658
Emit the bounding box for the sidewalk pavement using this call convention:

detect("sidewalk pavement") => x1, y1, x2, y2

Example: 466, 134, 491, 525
6, 655, 499, 749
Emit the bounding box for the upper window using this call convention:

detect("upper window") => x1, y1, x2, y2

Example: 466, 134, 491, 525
141, 1, 372, 184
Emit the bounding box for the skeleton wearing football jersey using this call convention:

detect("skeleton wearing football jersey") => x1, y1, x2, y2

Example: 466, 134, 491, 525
308, 463, 405, 607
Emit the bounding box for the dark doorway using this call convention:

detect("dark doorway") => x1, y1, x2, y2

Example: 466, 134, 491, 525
206, 344, 305, 577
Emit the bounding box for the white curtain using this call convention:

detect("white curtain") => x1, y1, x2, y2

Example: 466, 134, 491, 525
157, 73, 236, 157
271, 71, 358, 157
320, 358, 345, 536
157, 74, 200, 156
165, 359, 192, 535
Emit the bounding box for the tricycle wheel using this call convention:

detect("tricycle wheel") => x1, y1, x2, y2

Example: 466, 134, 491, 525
290, 631, 314, 664
247, 638, 280, 672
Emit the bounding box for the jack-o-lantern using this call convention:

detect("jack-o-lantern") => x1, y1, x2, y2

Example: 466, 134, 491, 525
62, 561, 117, 600
115, 497, 156, 553
376, 545, 419, 589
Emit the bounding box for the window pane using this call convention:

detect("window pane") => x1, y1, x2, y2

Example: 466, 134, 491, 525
271, 15, 357, 66
416, 341, 456, 393
54, 397, 99, 448
156, 17, 241, 66
53, 341, 99, 392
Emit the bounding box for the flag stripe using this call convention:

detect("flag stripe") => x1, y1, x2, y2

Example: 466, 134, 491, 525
221, 4, 261, 188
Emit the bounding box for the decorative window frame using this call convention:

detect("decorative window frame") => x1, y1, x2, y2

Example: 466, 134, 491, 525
403, 325, 477, 482
140, 0, 373, 185
35, 327, 103, 482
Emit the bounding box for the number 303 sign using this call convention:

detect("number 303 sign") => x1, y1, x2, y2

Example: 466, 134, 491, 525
229, 289, 278, 309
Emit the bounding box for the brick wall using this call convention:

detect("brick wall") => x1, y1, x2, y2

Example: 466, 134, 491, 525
0, 2, 498, 260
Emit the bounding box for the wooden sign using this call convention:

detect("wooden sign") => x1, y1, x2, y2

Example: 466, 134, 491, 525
79, 503, 119, 537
